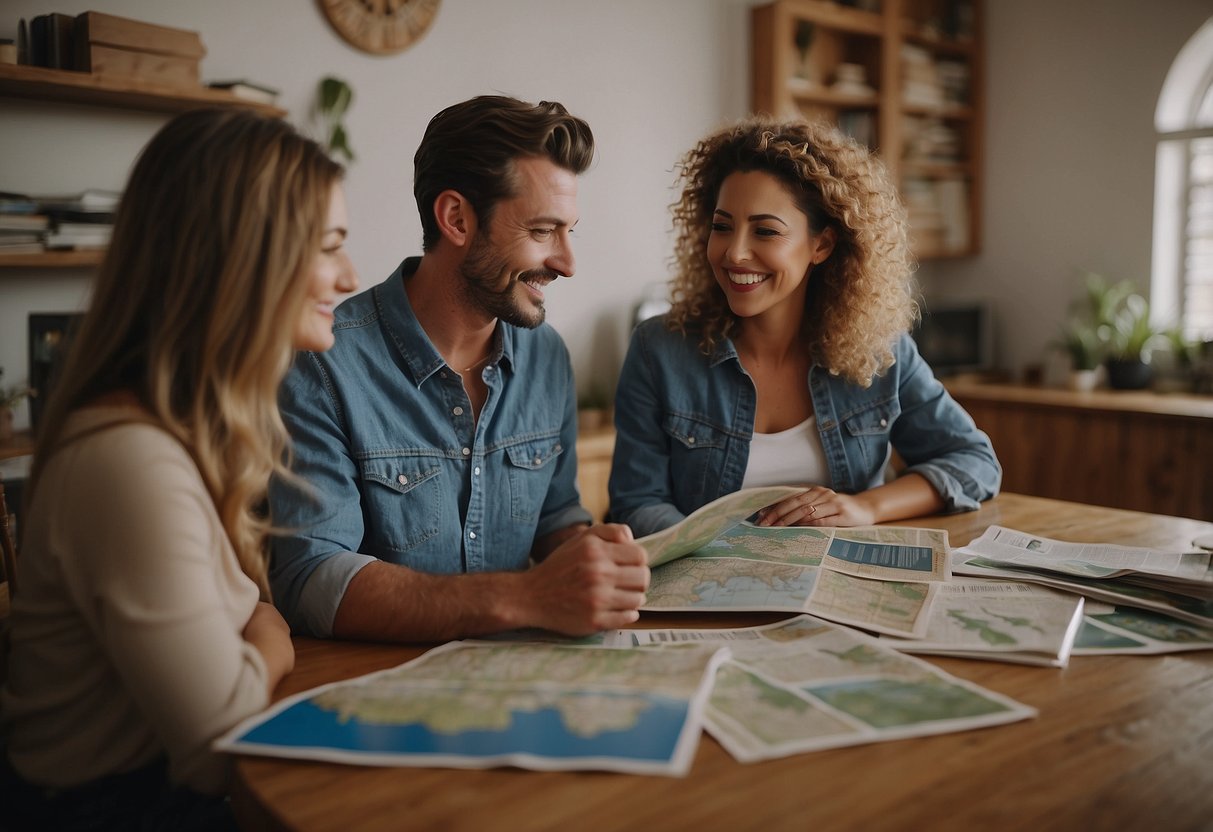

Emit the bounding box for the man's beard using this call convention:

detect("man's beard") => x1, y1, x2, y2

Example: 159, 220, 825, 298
458, 233, 554, 329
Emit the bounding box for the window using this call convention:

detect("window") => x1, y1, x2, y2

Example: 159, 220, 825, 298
1152, 17, 1213, 341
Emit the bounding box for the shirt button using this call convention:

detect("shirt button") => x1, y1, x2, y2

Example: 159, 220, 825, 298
462, 447, 471, 456
687, 437, 696, 444
440, 371, 447, 379
879, 418, 888, 427
453, 406, 464, 416
534, 457, 542, 465
397, 474, 408, 485
474, 466, 481, 475
468, 530, 477, 540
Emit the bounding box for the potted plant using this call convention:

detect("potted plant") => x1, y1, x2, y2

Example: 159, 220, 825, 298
577, 384, 613, 432
313, 76, 355, 163
1055, 319, 1102, 391
0, 367, 33, 442
1097, 291, 1165, 390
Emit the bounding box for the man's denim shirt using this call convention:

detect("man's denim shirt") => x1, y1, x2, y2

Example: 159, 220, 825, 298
607, 316, 1001, 537
269, 258, 590, 636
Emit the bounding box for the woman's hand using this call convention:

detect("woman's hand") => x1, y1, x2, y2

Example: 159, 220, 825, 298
755, 486, 877, 527
243, 601, 295, 694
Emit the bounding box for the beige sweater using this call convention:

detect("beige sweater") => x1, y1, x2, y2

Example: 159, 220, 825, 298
1, 406, 269, 794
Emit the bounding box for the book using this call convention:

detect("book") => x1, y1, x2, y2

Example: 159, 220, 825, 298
0, 214, 49, 232
207, 79, 280, 105
36, 189, 121, 214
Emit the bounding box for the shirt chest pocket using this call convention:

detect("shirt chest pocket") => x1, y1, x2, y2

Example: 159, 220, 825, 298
662, 413, 727, 506
358, 458, 443, 555
841, 400, 900, 471
504, 437, 564, 522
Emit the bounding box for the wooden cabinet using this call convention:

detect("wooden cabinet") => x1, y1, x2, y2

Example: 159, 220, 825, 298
948, 381, 1213, 522
750, 0, 982, 258
575, 425, 615, 524
0, 63, 286, 271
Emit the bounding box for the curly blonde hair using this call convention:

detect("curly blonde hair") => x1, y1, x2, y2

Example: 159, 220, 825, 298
667, 116, 916, 385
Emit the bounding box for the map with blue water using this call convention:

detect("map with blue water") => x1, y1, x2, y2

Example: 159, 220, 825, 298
217, 641, 727, 776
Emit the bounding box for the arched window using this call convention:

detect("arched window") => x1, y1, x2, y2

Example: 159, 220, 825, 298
1152, 17, 1213, 340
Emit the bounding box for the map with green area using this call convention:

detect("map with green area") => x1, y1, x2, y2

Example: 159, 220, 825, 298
807, 677, 1016, 728
696, 522, 828, 565
645, 556, 817, 611
219, 641, 726, 776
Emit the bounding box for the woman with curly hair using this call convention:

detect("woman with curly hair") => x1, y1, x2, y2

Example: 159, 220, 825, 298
1, 108, 357, 829
607, 117, 998, 536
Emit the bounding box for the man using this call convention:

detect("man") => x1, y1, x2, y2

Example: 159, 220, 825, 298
269, 96, 648, 642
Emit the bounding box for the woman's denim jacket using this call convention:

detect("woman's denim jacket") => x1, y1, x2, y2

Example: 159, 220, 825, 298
607, 316, 1001, 537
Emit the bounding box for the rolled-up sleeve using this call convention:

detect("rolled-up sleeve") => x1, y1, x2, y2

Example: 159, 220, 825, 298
269, 353, 375, 637
892, 336, 1001, 511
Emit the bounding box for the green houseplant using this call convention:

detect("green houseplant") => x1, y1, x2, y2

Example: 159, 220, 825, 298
1095, 286, 1165, 390
313, 76, 355, 163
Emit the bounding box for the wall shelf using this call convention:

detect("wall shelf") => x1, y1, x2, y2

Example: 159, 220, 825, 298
0, 250, 104, 269
0, 64, 286, 117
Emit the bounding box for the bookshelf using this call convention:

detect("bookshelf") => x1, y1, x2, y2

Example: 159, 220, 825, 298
750, 0, 983, 259
0, 63, 286, 117
0, 63, 287, 271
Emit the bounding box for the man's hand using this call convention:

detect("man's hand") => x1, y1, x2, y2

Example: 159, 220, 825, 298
521, 523, 649, 636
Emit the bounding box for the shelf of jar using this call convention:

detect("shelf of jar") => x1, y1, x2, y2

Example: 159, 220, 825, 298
0, 250, 104, 269
0, 64, 286, 118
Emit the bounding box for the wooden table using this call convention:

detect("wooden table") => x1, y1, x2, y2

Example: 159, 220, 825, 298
231, 493, 1213, 832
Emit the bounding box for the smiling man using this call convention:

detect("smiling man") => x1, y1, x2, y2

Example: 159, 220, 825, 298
269, 96, 649, 643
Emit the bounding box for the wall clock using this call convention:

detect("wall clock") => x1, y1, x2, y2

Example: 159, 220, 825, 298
319, 0, 441, 56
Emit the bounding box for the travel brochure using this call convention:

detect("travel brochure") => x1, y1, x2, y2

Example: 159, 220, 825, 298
953, 526, 1213, 627
217, 640, 728, 777
217, 495, 1212, 774
639, 488, 951, 638
218, 616, 1035, 772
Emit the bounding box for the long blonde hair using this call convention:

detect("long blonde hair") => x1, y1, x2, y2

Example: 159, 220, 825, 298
29, 108, 343, 595
667, 116, 915, 385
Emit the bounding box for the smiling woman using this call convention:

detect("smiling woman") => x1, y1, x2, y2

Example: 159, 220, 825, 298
1, 108, 352, 830
608, 116, 1001, 537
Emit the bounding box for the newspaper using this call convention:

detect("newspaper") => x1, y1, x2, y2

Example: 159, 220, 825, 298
642, 518, 949, 638
952, 548, 1213, 628
608, 615, 1035, 763
955, 525, 1213, 599
1073, 602, 1213, 655
879, 580, 1085, 667
215, 640, 727, 777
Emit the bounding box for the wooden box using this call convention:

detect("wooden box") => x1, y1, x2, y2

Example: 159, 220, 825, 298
73, 11, 205, 87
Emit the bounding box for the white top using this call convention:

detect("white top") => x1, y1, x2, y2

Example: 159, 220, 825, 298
1, 406, 268, 794
740, 414, 832, 490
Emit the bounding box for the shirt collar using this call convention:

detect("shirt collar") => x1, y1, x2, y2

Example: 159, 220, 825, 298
373, 257, 515, 386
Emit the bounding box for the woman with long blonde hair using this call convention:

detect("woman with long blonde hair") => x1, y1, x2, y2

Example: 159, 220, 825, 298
1, 107, 357, 829
608, 117, 998, 535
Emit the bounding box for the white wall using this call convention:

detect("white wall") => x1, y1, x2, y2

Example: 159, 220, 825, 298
922, 0, 1211, 376
3, 0, 1212, 432
0, 0, 751, 430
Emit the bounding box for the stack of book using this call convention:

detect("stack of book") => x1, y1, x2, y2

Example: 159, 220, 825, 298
25, 11, 206, 89
0, 193, 48, 255
39, 190, 119, 251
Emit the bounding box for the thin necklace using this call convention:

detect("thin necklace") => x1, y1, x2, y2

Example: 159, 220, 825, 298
461, 351, 493, 373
